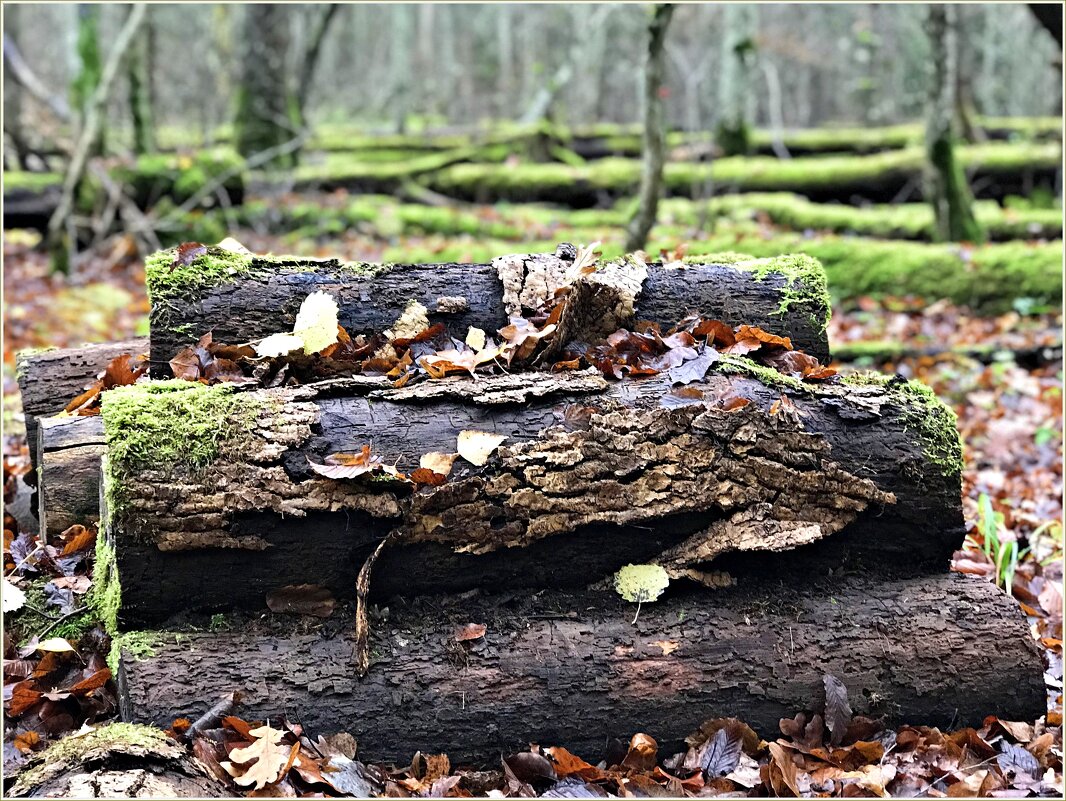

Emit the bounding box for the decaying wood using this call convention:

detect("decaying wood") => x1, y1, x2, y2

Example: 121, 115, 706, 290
116, 573, 1047, 766
7, 724, 224, 798
149, 251, 830, 375
16, 337, 148, 471
38, 414, 105, 538
105, 369, 962, 628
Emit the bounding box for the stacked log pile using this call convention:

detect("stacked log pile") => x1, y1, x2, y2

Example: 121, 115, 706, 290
17, 243, 1045, 767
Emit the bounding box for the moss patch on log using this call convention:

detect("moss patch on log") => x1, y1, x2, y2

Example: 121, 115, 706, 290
842, 372, 963, 477
10, 722, 173, 796
107, 630, 165, 673
91, 534, 121, 636
145, 246, 392, 305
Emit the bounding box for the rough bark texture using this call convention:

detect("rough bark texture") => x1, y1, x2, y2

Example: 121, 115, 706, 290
17, 338, 148, 471
7, 724, 224, 798
38, 415, 104, 538
117, 574, 1046, 766
148, 253, 830, 376
104, 370, 962, 628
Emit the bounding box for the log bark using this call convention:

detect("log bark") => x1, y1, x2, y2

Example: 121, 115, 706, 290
16, 338, 148, 471
116, 573, 1047, 766
38, 415, 104, 538
148, 250, 831, 376
103, 368, 963, 628
7, 723, 225, 798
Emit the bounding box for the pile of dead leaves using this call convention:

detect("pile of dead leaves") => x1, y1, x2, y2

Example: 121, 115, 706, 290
171, 683, 1062, 798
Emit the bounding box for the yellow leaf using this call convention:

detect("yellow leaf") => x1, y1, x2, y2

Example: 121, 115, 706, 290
465, 326, 487, 352
613, 564, 670, 604
36, 637, 76, 653
456, 430, 507, 466
293, 292, 340, 355
420, 452, 458, 477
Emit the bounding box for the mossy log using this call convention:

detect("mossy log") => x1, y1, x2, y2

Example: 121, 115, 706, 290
7, 722, 224, 798
38, 415, 105, 538
17, 338, 148, 472
146, 248, 831, 377
99, 366, 963, 630
116, 573, 1046, 766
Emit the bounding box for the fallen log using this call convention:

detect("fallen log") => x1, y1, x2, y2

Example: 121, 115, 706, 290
98, 364, 963, 629
16, 338, 148, 471
7, 723, 224, 798
116, 573, 1047, 766
146, 247, 831, 376
38, 415, 104, 538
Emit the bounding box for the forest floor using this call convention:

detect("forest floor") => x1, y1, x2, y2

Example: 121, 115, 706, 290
2, 216, 1063, 796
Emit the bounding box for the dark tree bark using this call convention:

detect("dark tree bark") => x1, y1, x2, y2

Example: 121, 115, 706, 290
117, 574, 1046, 766
625, 4, 675, 253
16, 338, 148, 472
7, 723, 224, 798
38, 415, 104, 538
235, 4, 301, 168
148, 250, 831, 375
103, 368, 962, 628
924, 5, 983, 243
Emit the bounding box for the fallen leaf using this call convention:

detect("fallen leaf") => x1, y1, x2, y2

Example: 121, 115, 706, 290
457, 430, 507, 466
614, 564, 670, 604
420, 452, 458, 477
455, 623, 486, 642
59, 525, 96, 556
36, 638, 76, 654
824, 674, 853, 746
651, 640, 679, 656
222, 724, 291, 790
256, 333, 305, 358
293, 291, 340, 355
621, 733, 658, 771
266, 585, 336, 618
3, 578, 26, 613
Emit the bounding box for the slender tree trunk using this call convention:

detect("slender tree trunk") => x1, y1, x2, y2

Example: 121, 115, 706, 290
47, 3, 147, 274
234, 4, 300, 168
2, 4, 27, 170
127, 5, 155, 154
924, 5, 983, 243
72, 4, 104, 156
625, 4, 675, 253
716, 3, 757, 155
295, 4, 341, 125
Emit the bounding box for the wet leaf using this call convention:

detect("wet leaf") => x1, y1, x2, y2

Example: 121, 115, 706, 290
455, 623, 487, 642
669, 348, 719, 385
266, 585, 336, 618
824, 674, 853, 746
170, 242, 208, 270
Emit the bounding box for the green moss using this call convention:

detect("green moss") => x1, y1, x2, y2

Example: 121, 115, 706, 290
3, 171, 63, 192
715, 353, 809, 392
742, 254, 831, 330
101, 381, 261, 528
90, 534, 120, 635
843, 372, 963, 476
145, 245, 390, 306
107, 631, 163, 674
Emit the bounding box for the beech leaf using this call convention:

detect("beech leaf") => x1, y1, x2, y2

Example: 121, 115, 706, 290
457, 430, 507, 466
613, 564, 670, 604
293, 291, 340, 355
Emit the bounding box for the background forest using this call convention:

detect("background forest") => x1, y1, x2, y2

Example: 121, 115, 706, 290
1, 2, 1064, 799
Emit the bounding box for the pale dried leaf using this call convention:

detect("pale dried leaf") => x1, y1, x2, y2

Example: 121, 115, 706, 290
457, 430, 507, 466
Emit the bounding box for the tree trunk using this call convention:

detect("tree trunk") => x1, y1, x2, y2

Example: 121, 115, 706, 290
72, 4, 104, 156
234, 4, 300, 168
625, 4, 675, 253
101, 367, 962, 629
7, 723, 224, 798
295, 4, 342, 127
147, 250, 831, 376
924, 5, 983, 243
716, 4, 758, 156
16, 338, 148, 472
116, 574, 1046, 766
38, 415, 105, 538
127, 5, 155, 155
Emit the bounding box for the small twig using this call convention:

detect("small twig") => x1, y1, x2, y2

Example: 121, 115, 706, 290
38, 606, 88, 639
7, 544, 44, 576
184, 690, 243, 742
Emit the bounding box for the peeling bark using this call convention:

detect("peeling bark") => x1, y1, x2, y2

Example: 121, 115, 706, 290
117, 574, 1047, 767
149, 254, 830, 376
105, 370, 961, 628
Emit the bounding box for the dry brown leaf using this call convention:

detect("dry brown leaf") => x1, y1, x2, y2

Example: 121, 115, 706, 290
420, 452, 459, 477
222, 724, 291, 790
